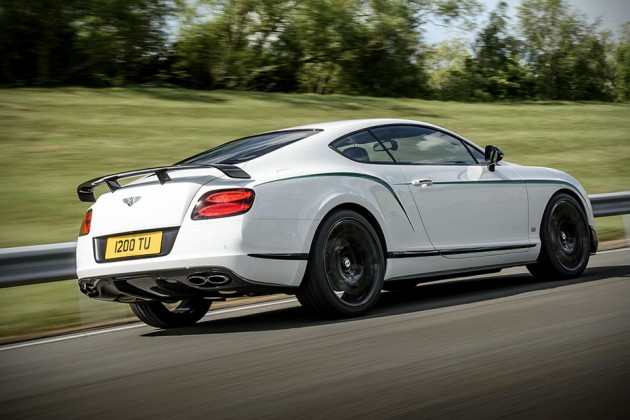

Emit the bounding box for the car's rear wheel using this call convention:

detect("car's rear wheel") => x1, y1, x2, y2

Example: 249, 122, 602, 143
130, 299, 211, 328
527, 193, 590, 280
297, 210, 385, 319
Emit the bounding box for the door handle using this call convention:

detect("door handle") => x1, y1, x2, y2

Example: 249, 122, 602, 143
411, 179, 433, 188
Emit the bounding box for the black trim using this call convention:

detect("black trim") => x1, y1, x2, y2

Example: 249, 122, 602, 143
77, 164, 251, 202
249, 244, 532, 261
387, 243, 535, 259
439, 243, 535, 255
248, 253, 309, 260
387, 250, 440, 258
387, 267, 504, 283
78, 265, 297, 302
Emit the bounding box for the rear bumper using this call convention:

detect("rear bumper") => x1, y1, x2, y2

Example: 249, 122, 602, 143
79, 265, 297, 303
76, 217, 311, 289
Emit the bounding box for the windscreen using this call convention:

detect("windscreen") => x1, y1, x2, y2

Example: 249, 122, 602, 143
178, 129, 321, 165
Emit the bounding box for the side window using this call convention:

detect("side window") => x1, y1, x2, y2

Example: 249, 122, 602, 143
370, 125, 477, 165
330, 130, 395, 163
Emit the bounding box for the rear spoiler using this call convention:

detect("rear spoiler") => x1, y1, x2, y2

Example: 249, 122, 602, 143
77, 164, 250, 202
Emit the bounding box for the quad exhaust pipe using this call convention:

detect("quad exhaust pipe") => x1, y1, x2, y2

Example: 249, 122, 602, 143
186, 273, 231, 287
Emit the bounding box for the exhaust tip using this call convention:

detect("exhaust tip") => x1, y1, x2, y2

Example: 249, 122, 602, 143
187, 275, 208, 286
207, 275, 231, 286
186, 273, 232, 287
79, 280, 100, 298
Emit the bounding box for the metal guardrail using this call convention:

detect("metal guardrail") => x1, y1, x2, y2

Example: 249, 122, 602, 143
0, 242, 77, 288
1, 192, 629, 288
590, 192, 630, 217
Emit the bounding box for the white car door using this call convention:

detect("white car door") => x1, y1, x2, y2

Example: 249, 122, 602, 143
369, 125, 531, 257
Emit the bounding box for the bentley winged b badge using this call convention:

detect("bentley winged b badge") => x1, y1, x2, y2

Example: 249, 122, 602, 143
122, 196, 141, 207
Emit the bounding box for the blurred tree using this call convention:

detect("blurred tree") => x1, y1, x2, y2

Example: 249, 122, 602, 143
174, 0, 482, 96
464, 1, 533, 100
517, 0, 612, 100
334, 0, 430, 97
2, 0, 623, 101
175, 0, 299, 90
425, 40, 472, 101
416, 0, 483, 30
612, 22, 630, 101
0, 0, 175, 86
0, 0, 80, 85
70, 0, 176, 85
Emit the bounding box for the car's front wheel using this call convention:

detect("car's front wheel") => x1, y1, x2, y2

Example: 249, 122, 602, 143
130, 299, 211, 328
527, 193, 590, 280
297, 210, 385, 319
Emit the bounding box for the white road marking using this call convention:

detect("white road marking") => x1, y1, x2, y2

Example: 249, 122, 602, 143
598, 247, 630, 255
0, 298, 298, 352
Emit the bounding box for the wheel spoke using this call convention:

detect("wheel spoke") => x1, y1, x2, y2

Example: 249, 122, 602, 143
323, 219, 380, 307
549, 200, 588, 271
297, 210, 384, 318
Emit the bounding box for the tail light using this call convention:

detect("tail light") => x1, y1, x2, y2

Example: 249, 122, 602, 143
79, 209, 92, 236
192, 189, 255, 220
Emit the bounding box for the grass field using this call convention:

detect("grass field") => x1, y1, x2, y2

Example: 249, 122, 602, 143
0, 88, 628, 341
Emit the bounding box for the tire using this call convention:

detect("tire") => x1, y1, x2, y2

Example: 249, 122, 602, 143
296, 210, 385, 319
130, 299, 211, 328
527, 193, 590, 281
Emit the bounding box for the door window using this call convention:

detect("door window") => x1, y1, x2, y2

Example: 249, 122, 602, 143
370, 125, 477, 165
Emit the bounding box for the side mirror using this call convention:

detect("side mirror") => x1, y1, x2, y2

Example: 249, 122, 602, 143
484, 145, 504, 172
374, 140, 398, 152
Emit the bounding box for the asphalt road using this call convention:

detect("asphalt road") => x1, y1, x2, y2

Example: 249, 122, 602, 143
1, 249, 629, 419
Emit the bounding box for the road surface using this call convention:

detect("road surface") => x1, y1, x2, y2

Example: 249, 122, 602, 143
1, 249, 629, 419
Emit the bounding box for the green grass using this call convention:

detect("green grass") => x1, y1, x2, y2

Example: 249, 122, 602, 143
0, 88, 628, 341
0, 280, 135, 341
1, 88, 628, 247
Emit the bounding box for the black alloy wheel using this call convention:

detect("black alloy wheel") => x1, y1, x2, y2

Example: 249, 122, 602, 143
527, 193, 590, 280
297, 210, 385, 318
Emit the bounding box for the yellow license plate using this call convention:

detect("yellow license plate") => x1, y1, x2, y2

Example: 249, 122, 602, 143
105, 231, 163, 260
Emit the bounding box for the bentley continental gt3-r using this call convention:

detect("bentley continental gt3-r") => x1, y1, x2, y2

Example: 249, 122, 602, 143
76, 119, 597, 328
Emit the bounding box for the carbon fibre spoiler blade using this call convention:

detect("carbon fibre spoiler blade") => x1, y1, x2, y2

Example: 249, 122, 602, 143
77, 164, 250, 202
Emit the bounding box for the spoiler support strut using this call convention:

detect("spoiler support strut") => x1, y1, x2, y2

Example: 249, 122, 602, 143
77, 164, 250, 202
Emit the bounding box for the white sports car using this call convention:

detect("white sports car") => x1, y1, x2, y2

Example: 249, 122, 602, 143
76, 119, 597, 328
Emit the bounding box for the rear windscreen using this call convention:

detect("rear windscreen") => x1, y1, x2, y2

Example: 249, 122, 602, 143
178, 129, 321, 165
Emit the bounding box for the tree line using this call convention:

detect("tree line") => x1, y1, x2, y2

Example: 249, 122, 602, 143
1, 0, 629, 101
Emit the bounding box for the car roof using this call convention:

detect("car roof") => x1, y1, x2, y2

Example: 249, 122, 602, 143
284, 118, 441, 133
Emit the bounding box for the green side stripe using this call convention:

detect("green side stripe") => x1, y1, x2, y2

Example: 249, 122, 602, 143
524, 179, 580, 188
432, 180, 525, 185
431, 179, 577, 188
430, 179, 585, 201
433, 179, 588, 207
